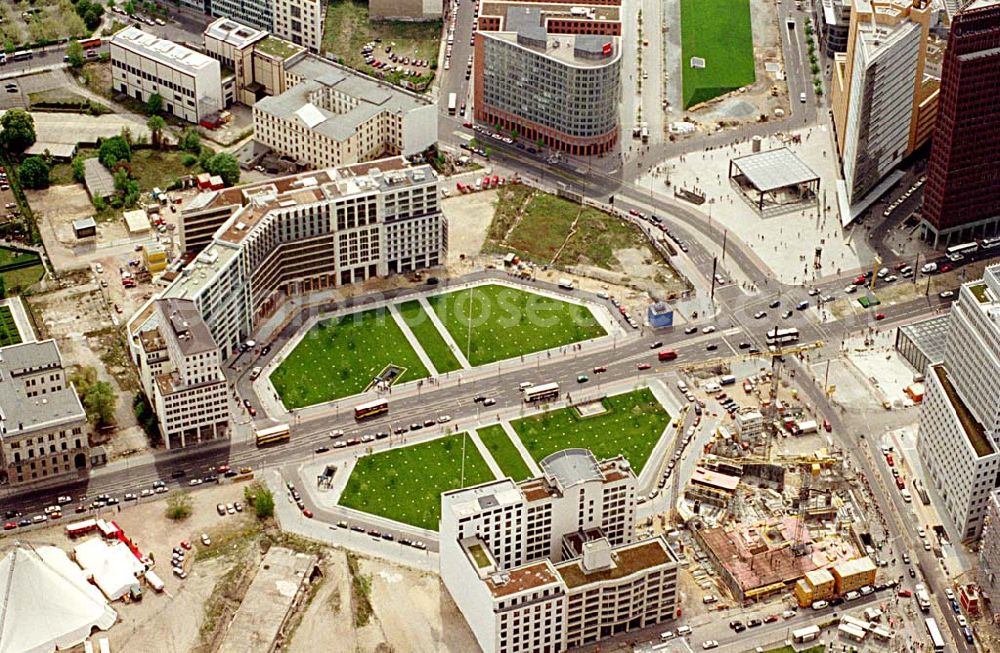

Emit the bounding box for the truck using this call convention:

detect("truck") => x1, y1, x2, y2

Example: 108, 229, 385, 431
719, 375, 736, 386
447, 93, 457, 115
144, 569, 165, 592
558, 278, 575, 290
915, 584, 931, 612
796, 419, 818, 434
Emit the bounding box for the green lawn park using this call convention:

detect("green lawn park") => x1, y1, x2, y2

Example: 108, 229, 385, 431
426, 284, 607, 367
511, 388, 671, 473
397, 300, 463, 373
680, 0, 756, 108
0, 306, 21, 346
476, 424, 533, 481
338, 433, 496, 530
269, 306, 429, 409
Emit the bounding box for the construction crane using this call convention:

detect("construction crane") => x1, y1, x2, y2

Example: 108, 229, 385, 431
753, 340, 825, 462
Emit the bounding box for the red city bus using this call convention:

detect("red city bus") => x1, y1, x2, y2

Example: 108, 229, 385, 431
355, 399, 389, 420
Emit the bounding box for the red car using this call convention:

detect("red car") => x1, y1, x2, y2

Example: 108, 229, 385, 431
302, 508, 314, 518
3, 521, 15, 530
180, 540, 192, 550
462, 121, 473, 128
637, 363, 652, 370
898, 589, 913, 598
592, 366, 607, 373
875, 312, 886, 320
823, 419, 832, 432
940, 263, 953, 273
764, 614, 779, 624
248, 406, 257, 417
853, 275, 866, 285
216, 464, 230, 474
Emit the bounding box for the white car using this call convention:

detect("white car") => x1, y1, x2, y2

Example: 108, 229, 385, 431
939, 290, 955, 299
701, 326, 716, 334
812, 600, 829, 610
200, 533, 211, 546
945, 588, 955, 600
957, 615, 968, 627
918, 527, 926, 538
844, 284, 857, 293
660, 631, 675, 641
438, 415, 452, 423
924, 541, 932, 551
702, 641, 719, 650
884, 275, 898, 283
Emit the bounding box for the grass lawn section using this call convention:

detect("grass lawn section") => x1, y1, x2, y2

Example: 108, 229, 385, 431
680, 0, 756, 108
323, 0, 440, 88
505, 191, 578, 262
269, 307, 429, 408
67, 147, 196, 193
477, 425, 533, 481
397, 300, 463, 373
339, 433, 496, 530
512, 388, 670, 473
427, 284, 606, 366
0, 306, 22, 346
0, 247, 44, 293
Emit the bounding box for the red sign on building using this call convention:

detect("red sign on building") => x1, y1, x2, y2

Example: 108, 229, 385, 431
602, 42, 612, 56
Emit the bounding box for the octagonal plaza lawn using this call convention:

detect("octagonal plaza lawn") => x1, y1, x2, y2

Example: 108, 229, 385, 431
511, 388, 671, 473
338, 433, 496, 531
426, 283, 607, 367
269, 306, 430, 409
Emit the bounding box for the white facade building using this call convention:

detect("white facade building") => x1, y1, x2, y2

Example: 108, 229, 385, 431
979, 489, 1000, 615
918, 264, 1000, 540
272, 0, 325, 52
165, 157, 445, 359
254, 55, 437, 170
441, 449, 679, 653
110, 26, 224, 123
128, 298, 231, 450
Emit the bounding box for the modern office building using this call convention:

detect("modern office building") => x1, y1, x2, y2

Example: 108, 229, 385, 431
919, 0, 1000, 246
473, 2, 622, 156
830, 0, 938, 217
272, 0, 325, 52
110, 26, 224, 123
166, 157, 445, 358
979, 489, 1000, 615
254, 55, 437, 170
0, 340, 90, 486
817, 0, 853, 56
127, 298, 231, 450
440, 449, 679, 653
179, 0, 273, 33
918, 264, 1000, 540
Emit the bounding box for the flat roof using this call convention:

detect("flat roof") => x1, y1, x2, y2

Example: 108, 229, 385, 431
83, 158, 115, 198
443, 478, 523, 520
541, 448, 602, 487
691, 466, 740, 492
256, 35, 305, 60
203, 17, 268, 49
898, 314, 950, 367
832, 556, 877, 577
486, 561, 561, 598
112, 26, 218, 74
123, 209, 150, 234
731, 147, 820, 191
931, 364, 994, 457
556, 537, 677, 589
162, 242, 240, 300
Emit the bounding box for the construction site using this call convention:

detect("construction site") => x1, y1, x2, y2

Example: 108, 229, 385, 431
663, 342, 892, 612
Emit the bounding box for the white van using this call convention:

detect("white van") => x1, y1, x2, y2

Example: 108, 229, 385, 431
677, 380, 688, 392
702, 383, 721, 395
799, 92, 806, 103
519, 382, 534, 392
676, 625, 692, 636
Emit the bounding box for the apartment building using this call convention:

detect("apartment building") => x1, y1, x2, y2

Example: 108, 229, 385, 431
918, 264, 1000, 540
441, 449, 678, 653
474, 2, 622, 156
830, 0, 938, 218
254, 55, 437, 170
272, 0, 325, 52
166, 157, 445, 358
110, 26, 224, 124
0, 340, 90, 486
128, 299, 230, 450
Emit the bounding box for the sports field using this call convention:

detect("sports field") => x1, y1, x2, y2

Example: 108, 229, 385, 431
397, 300, 463, 373
269, 307, 429, 408
0, 306, 22, 346
338, 433, 496, 530
477, 425, 533, 481
427, 284, 607, 366
680, 0, 756, 108
511, 388, 671, 473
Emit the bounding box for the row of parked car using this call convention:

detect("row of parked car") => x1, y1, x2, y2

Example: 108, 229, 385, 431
335, 521, 428, 549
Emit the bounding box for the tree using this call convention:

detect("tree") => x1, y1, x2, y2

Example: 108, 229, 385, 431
165, 493, 193, 521
203, 152, 240, 186
113, 168, 140, 208
245, 482, 274, 519
147, 115, 166, 149
70, 366, 117, 428
179, 128, 201, 154
146, 92, 163, 116
98, 135, 131, 169
0, 276, 6, 300
0, 110, 36, 154
71, 156, 87, 183
66, 41, 85, 68
17, 156, 50, 189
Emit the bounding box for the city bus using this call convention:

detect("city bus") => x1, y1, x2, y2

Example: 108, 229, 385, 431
946, 241, 978, 261
11, 50, 33, 62
447, 92, 457, 115
523, 382, 560, 403
791, 625, 820, 643
925, 618, 944, 652
354, 398, 389, 420
766, 327, 800, 345
77, 37, 103, 49
255, 423, 291, 447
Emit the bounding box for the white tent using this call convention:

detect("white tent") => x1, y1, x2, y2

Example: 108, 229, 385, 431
73, 539, 143, 601
0, 543, 117, 653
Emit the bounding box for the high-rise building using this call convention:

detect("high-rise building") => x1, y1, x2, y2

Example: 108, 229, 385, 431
918, 264, 1000, 540
440, 449, 680, 653
978, 489, 1000, 615
473, 2, 621, 156
180, 0, 324, 51
919, 0, 1000, 246
831, 0, 938, 217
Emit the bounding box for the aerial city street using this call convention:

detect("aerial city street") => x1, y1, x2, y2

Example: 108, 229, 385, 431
0, 0, 998, 651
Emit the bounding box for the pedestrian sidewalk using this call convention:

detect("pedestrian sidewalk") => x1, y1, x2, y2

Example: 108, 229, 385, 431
388, 303, 440, 376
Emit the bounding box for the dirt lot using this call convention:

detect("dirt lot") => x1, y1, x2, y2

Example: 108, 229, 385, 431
28, 275, 147, 457
442, 189, 497, 267
29, 185, 133, 273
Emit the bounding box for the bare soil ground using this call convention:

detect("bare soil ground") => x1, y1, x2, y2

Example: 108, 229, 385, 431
29, 185, 129, 273
442, 190, 497, 267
